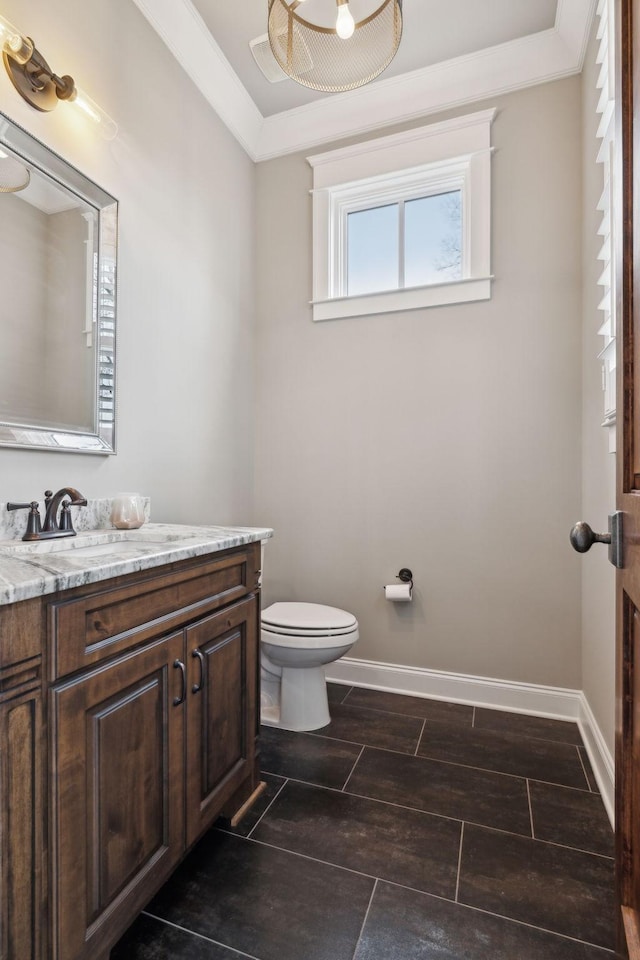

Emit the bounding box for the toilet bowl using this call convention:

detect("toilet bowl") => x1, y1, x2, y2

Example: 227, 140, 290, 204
260, 601, 359, 732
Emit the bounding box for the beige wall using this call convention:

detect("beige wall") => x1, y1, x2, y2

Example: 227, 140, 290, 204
581, 24, 616, 754
255, 78, 584, 688
0, 0, 255, 526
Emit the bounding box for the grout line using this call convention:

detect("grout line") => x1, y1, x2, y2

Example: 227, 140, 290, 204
140, 913, 260, 959
235, 832, 392, 884
377, 883, 616, 954
340, 685, 354, 704
253, 771, 613, 857
414, 718, 427, 756
261, 749, 593, 796
351, 879, 378, 960
265, 729, 591, 792
342, 745, 366, 792
576, 745, 594, 792
255, 771, 467, 825
526, 780, 535, 839
246, 778, 288, 839
454, 822, 465, 902
472, 706, 476, 728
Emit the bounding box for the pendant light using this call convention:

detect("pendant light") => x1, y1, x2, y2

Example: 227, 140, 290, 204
267, 0, 403, 93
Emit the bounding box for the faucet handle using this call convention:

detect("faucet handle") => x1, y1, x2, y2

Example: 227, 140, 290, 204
6, 501, 42, 540
59, 497, 87, 533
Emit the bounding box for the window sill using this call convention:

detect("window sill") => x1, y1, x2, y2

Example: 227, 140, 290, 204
311, 276, 493, 322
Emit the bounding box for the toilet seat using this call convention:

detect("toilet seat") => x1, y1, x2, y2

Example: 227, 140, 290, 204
262, 626, 359, 649
262, 602, 357, 636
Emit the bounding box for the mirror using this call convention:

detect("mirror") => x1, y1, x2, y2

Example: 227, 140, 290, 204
0, 110, 117, 454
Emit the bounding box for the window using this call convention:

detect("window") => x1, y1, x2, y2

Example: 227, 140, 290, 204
308, 109, 495, 322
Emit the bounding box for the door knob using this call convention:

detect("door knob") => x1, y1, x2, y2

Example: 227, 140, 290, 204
569, 512, 623, 568
569, 522, 610, 553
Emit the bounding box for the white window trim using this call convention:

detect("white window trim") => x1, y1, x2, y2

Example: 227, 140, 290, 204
308, 108, 496, 322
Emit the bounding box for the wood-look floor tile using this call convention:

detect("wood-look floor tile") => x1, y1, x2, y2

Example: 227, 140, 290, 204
354, 882, 615, 959
528, 781, 614, 857
458, 824, 615, 950
146, 831, 374, 960
260, 725, 362, 789
417, 721, 589, 789
314, 702, 424, 753
253, 779, 461, 898
346, 747, 532, 835
474, 708, 583, 745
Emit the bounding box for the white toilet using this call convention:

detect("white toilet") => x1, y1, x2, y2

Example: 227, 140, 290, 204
260, 601, 359, 732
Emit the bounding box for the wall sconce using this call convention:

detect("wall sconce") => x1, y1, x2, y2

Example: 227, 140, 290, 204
0, 12, 117, 139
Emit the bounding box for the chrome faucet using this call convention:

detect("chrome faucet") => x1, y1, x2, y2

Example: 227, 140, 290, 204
7, 487, 87, 541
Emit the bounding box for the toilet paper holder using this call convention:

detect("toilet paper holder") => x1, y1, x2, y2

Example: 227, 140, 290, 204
383, 568, 414, 602
382, 568, 413, 589
397, 568, 413, 586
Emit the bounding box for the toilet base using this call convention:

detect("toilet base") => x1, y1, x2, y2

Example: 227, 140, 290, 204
260, 665, 330, 732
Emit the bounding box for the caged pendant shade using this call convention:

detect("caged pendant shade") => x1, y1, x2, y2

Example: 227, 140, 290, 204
267, 0, 403, 93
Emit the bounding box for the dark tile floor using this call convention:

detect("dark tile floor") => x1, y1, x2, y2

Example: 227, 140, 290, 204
111, 684, 615, 960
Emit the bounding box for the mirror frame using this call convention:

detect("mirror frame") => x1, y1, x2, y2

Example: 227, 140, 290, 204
0, 110, 118, 455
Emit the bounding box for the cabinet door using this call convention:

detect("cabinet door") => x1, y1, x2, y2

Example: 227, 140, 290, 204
51, 632, 185, 960
0, 681, 43, 960
185, 596, 258, 846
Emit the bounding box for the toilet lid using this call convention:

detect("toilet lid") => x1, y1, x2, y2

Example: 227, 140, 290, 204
262, 602, 357, 632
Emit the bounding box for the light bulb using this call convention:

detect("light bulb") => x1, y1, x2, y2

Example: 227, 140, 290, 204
335, 1, 355, 39
0, 13, 32, 64
68, 87, 118, 140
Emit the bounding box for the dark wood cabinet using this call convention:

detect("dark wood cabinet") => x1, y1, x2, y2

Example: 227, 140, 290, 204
185, 597, 258, 845
51, 631, 186, 960
0, 598, 45, 960
0, 683, 43, 960
0, 542, 261, 960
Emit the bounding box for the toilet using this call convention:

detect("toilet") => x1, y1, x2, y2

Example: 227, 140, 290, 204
260, 601, 359, 732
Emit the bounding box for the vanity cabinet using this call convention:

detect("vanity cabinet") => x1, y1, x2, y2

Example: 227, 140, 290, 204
0, 599, 45, 960
0, 541, 261, 960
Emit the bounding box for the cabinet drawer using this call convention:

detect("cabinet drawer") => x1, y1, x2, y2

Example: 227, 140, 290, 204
49, 545, 259, 680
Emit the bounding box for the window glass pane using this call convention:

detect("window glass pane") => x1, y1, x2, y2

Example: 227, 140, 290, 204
404, 191, 462, 287
347, 204, 399, 296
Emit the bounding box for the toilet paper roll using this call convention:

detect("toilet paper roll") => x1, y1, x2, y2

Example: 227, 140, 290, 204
384, 583, 413, 602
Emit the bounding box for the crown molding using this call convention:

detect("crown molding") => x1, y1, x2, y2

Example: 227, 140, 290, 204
132, 0, 596, 162
130, 0, 263, 160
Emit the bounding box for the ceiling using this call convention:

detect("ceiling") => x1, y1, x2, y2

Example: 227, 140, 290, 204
191, 0, 559, 117
131, 0, 595, 160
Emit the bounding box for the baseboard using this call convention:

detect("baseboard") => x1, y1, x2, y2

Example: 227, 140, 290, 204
326, 656, 615, 827
577, 692, 615, 826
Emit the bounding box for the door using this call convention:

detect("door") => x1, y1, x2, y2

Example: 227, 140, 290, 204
185, 596, 258, 846
617, 0, 640, 954
50, 632, 185, 960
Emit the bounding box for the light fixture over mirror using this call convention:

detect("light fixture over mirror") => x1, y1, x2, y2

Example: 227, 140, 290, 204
0, 12, 117, 139
267, 0, 403, 93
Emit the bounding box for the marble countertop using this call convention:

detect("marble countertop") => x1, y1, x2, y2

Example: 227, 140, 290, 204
0, 523, 273, 606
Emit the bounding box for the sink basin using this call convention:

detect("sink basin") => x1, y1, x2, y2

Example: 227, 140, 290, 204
0, 530, 182, 558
